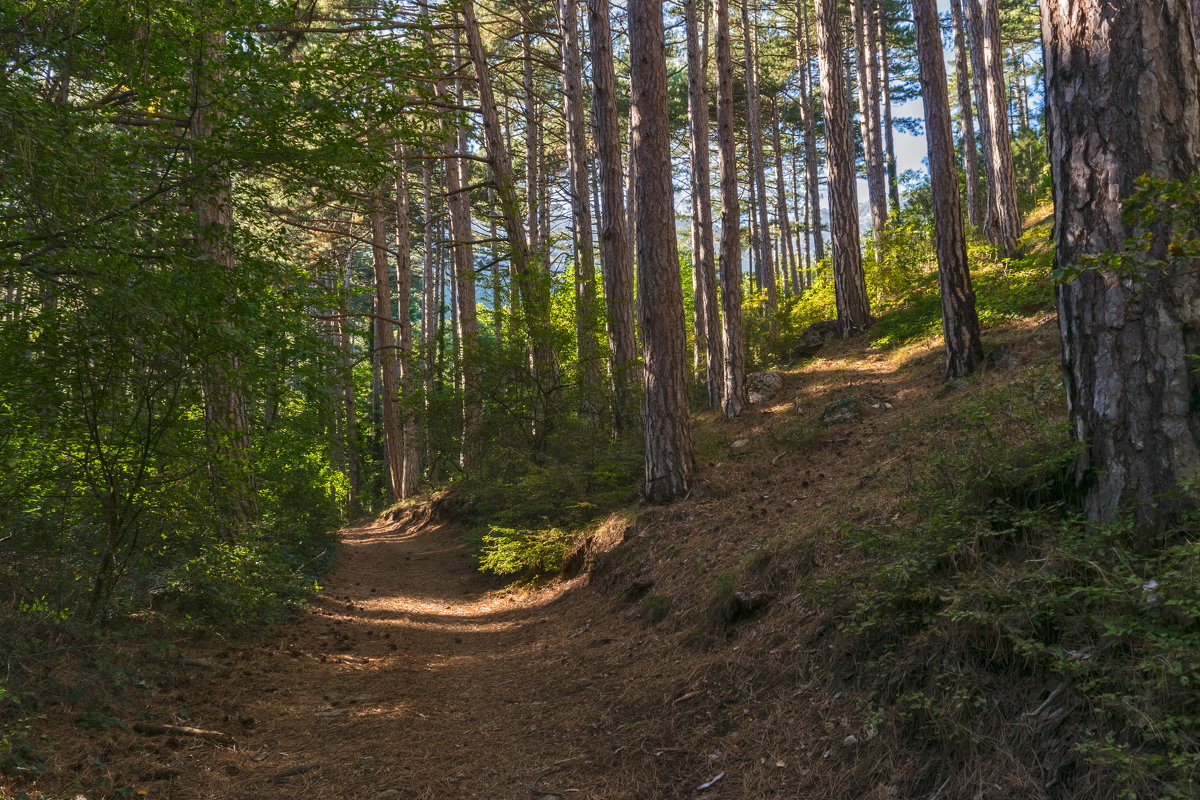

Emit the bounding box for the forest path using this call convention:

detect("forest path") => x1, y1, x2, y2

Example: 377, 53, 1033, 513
166, 511, 622, 800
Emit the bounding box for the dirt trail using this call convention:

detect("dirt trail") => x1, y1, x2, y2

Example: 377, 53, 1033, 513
166, 511, 628, 800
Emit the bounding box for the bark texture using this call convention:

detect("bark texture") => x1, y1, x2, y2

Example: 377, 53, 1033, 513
740, 0, 777, 307
393, 155, 420, 497
796, 0, 825, 264
965, 0, 1021, 256
1042, 0, 1200, 532
814, 0, 871, 337
716, 0, 746, 419
588, 0, 640, 430
951, 0, 985, 231
556, 0, 603, 419
369, 188, 406, 501
912, 0, 984, 379
631, 0, 694, 503
685, 0, 723, 408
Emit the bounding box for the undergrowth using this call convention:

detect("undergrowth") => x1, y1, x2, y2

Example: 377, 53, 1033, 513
820, 362, 1200, 798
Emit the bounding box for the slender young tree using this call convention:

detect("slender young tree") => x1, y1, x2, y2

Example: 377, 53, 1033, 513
1042, 0, 1200, 534
814, 0, 871, 336
716, 0, 746, 419
912, 0, 984, 379
877, 5, 900, 212
556, 0, 603, 419
393, 153, 420, 497
740, 0, 777, 308
851, 0, 888, 236
630, 0, 693, 502
588, 0, 640, 430
796, 0, 825, 264
951, 0, 985, 231
685, 0, 723, 408
964, 0, 1021, 256
369, 187, 406, 500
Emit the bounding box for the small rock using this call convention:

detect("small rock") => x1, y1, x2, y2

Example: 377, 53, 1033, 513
820, 396, 863, 427
731, 438, 750, 449
843, 734, 859, 747
746, 371, 784, 404
369, 791, 403, 800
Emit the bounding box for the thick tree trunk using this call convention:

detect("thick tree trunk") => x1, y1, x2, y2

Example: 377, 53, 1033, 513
913, 0, 984, 380
557, 0, 603, 420
630, 0, 693, 503
951, 0, 985, 231
588, 0, 641, 430
964, 0, 1021, 256
740, 0, 777, 308
392, 153, 420, 498
685, 0, 723, 409
369, 188, 405, 502
1042, 0, 1200, 534
191, 28, 254, 533
814, 0, 871, 337
796, 0, 825, 264
715, 0, 746, 419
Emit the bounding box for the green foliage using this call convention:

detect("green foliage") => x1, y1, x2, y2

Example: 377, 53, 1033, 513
640, 593, 672, 624
478, 526, 576, 580
821, 363, 1200, 797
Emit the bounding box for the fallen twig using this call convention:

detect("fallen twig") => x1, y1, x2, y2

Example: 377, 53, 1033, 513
132, 722, 234, 744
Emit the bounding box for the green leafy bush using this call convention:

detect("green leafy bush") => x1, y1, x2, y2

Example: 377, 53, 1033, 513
477, 526, 576, 579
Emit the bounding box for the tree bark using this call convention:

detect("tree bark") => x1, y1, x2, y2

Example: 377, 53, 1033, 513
796, 0, 825, 264
716, 0, 746, 419
557, 0, 603, 420
685, 0, 723, 409
851, 0, 888, 237
771, 99, 798, 295
814, 0, 871, 337
740, 0, 777, 308
393, 152, 420, 497
369, 188, 405, 502
588, 0, 641, 430
951, 0, 985, 232
964, 0, 1021, 256
1042, 0, 1200, 534
878, 6, 900, 213
191, 28, 254, 533
462, 0, 557, 422
912, 0, 984, 380
630, 0, 694, 503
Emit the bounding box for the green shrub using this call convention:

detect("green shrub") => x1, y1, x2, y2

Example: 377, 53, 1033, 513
477, 526, 576, 580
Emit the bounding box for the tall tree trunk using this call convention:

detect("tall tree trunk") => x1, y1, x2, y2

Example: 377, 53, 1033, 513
740, 0, 777, 308
421, 163, 436, 411
951, 0, 985, 231
716, 0, 746, 418
191, 28, 254, 534
685, 0, 723, 408
335, 251, 362, 515
369, 188, 405, 502
557, 0, 603, 419
878, 6, 899, 213
964, 0, 1021, 256
796, 0, 825, 263
814, 0, 871, 336
462, 0, 557, 424
630, 0, 693, 503
1042, 0, 1200, 535
445, 76, 480, 471
588, 0, 640, 430
913, 0, 984, 380
851, 0, 888, 237
770, 98, 798, 295
393, 152, 420, 497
